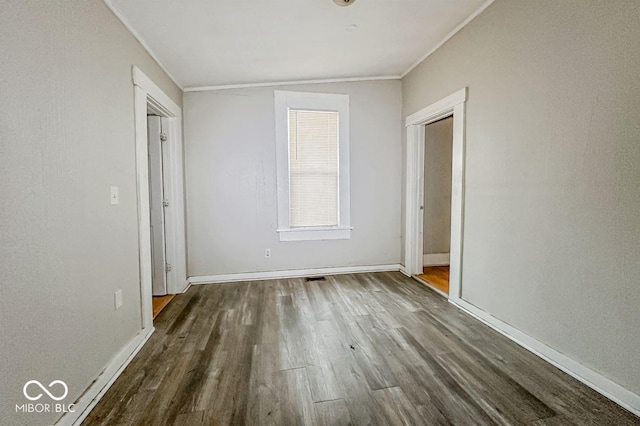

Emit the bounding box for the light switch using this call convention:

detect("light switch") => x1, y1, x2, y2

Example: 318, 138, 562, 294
110, 186, 119, 205
114, 289, 123, 309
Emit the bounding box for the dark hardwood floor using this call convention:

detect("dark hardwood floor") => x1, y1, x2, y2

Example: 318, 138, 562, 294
84, 272, 639, 425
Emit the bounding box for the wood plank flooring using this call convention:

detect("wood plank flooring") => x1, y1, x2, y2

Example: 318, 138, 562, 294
152, 295, 176, 319
84, 272, 639, 425
417, 265, 450, 295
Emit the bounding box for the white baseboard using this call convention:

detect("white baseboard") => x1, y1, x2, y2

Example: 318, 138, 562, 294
451, 298, 640, 417
423, 253, 450, 266
56, 327, 155, 426
188, 264, 403, 285
399, 266, 411, 277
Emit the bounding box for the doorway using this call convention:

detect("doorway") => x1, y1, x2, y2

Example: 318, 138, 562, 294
133, 67, 187, 330
404, 88, 467, 303
416, 116, 453, 296
147, 115, 176, 318
147, 115, 167, 297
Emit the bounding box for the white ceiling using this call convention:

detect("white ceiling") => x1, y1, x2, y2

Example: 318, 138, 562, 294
109, 0, 490, 89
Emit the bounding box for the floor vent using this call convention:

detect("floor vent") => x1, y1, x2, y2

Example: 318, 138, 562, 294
305, 276, 326, 282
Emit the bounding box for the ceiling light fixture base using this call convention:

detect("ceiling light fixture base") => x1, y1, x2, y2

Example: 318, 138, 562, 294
333, 0, 356, 7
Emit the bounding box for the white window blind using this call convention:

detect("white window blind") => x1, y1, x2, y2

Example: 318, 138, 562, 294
288, 109, 339, 227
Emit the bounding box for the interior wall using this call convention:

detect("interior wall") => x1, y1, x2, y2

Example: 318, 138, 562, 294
402, 0, 640, 397
184, 80, 402, 277
0, 1, 182, 425
423, 117, 453, 256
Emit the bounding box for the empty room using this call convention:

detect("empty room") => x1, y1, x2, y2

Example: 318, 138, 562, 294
1, 0, 639, 425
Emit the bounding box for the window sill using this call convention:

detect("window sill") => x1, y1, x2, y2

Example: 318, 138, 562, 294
277, 226, 352, 242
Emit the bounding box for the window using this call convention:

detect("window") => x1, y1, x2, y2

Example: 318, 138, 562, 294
275, 91, 351, 241
289, 109, 339, 227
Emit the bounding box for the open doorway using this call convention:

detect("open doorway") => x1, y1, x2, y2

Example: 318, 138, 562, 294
416, 116, 453, 296
147, 114, 176, 318
133, 67, 187, 330
404, 88, 467, 303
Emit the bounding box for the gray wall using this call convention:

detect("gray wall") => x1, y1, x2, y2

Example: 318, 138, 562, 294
403, 0, 640, 396
0, 1, 181, 425
423, 117, 453, 256
184, 81, 402, 277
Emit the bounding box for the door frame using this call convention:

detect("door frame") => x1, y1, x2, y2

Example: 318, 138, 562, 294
133, 66, 187, 330
403, 88, 467, 302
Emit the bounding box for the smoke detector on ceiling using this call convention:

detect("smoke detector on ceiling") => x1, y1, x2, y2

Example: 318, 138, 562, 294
333, 0, 356, 6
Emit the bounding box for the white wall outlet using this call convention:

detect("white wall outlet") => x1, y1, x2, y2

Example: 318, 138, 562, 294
265, 248, 271, 259
110, 186, 119, 205
114, 289, 123, 309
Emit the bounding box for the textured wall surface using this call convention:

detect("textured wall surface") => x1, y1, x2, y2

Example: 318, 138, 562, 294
403, 0, 640, 396
0, 1, 181, 424
184, 81, 402, 276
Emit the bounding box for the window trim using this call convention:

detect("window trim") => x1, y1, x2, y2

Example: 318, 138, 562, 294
274, 90, 351, 241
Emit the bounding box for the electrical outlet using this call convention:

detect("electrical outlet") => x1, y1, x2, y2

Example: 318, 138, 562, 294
265, 248, 271, 259
114, 289, 123, 309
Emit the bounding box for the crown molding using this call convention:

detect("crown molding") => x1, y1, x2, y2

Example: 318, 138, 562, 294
103, 0, 184, 90
104, 0, 494, 91
401, 0, 495, 78
184, 75, 401, 92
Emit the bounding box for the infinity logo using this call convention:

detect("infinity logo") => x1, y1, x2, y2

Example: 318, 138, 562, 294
23, 380, 68, 401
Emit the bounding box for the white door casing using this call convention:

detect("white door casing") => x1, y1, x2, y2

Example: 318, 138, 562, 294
403, 88, 467, 303
133, 66, 187, 330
